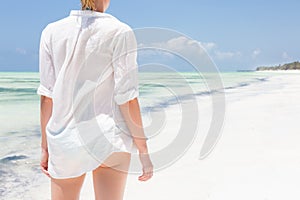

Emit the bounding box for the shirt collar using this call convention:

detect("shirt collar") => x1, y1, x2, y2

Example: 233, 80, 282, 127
70, 10, 112, 18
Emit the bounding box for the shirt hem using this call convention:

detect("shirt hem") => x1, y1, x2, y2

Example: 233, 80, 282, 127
48, 148, 133, 179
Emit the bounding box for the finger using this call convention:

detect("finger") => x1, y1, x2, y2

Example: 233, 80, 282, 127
138, 167, 153, 180
138, 175, 150, 181
138, 173, 152, 181
41, 166, 51, 178
42, 168, 51, 178
138, 176, 148, 181
138, 173, 148, 180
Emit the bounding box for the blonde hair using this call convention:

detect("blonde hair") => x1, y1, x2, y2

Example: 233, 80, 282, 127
81, 0, 96, 10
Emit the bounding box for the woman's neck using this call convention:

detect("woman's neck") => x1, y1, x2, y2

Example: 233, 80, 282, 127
94, 2, 106, 13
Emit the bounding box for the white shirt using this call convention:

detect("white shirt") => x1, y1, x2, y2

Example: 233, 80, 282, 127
36, 10, 139, 179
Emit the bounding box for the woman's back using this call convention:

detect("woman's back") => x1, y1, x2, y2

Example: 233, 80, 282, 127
37, 10, 140, 178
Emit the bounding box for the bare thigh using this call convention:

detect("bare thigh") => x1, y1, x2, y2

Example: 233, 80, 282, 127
51, 173, 86, 200
92, 152, 131, 200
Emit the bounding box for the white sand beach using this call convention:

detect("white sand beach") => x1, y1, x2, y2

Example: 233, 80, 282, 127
78, 72, 300, 199
1, 71, 300, 199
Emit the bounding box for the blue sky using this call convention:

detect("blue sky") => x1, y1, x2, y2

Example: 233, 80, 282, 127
0, 0, 299, 72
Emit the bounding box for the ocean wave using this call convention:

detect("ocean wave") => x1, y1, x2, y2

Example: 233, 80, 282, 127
140, 75, 270, 111
0, 87, 37, 94
0, 155, 29, 163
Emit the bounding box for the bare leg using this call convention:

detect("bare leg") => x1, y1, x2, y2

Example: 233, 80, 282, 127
92, 152, 131, 200
51, 173, 86, 200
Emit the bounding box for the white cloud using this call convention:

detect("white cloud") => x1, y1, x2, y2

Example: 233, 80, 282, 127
252, 48, 261, 59
163, 36, 207, 56
200, 42, 217, 51
214, 50, 242, 60
138, 36, 244, 64
16, 48, 27, 55
138, 36, 211, 59
282, 52, 290, 60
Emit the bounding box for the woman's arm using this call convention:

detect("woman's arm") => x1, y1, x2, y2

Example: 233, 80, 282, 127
40, 95, 53, 150
119, 97, 148, 153
119, 97, 153, 181
39, 95, 52, 178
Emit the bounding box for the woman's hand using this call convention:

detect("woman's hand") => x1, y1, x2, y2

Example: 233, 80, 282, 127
138, 152, 153, 181
40, 148, 51, 178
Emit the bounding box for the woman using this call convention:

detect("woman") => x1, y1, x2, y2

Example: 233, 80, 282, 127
37, 0, 153, 199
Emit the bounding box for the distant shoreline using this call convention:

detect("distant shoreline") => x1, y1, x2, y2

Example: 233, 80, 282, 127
256, 69, 300, 73
256, 61, 300, 71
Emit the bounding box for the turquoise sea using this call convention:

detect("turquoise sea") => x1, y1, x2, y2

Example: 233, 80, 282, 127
0, 71, 288, 198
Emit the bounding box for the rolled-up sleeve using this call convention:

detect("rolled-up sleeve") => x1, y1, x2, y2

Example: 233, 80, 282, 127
37, 29, 56, 98
112, 26, 139, 105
